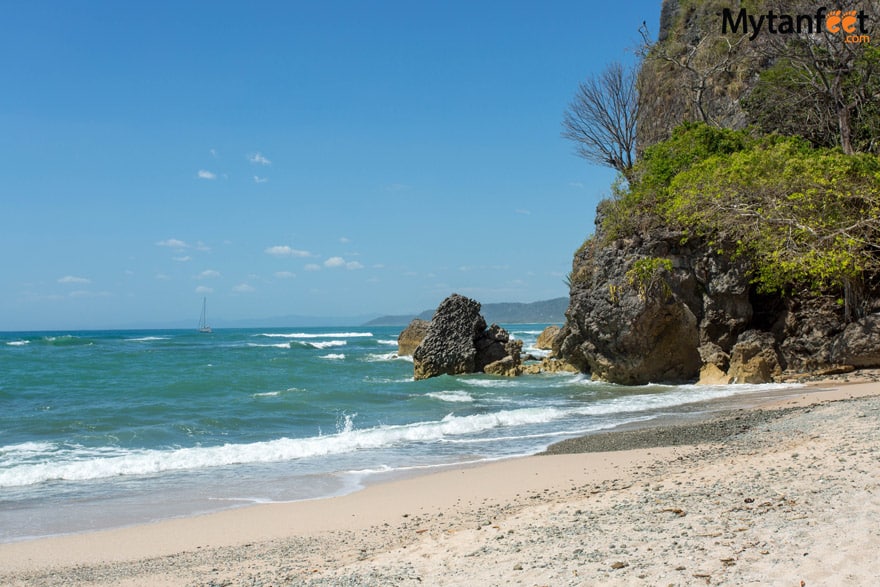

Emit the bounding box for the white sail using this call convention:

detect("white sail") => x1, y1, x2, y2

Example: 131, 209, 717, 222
198, 298, 212, 333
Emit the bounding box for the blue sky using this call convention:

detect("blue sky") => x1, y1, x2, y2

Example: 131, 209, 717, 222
1, 1, 660, 330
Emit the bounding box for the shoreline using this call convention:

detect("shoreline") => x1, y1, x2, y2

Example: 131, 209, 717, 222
2, 380, 879, 585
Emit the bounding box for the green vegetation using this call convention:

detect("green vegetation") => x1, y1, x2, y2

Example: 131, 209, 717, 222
626, 257, 674, 301
600, 123, 880, 318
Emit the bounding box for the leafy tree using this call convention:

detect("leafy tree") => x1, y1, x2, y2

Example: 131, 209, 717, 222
562, 61, 639, 179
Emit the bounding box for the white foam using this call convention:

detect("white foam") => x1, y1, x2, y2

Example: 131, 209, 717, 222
363, 352, 413, 363
320, 353, 346, 360
425, 390, 475, 403
308, 340, 347, 349
0, 382, 801, 489
252, 391, 281, 398
246, 343, 292, 349
376, 339, 398, 346
5, 340, 29, 347
126, 336, 169, 342
256, 332, 372, 339
462, 378, 524, 388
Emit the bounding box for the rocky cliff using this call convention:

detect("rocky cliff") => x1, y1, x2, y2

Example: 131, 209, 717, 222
556, 0, 880, 384
555, 197, 880, 385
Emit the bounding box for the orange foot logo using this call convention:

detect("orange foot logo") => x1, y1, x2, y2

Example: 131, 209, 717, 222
842, 10, 858, 33
826, 9, 842, 33
827, 9, 859, 34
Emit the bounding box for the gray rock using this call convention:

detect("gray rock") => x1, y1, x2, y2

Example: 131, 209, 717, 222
830, 314, 880, 367
413, 294, 523, 380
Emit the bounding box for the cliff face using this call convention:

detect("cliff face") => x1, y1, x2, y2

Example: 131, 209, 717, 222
637, 0, 762, 149
556, 215, 880, 384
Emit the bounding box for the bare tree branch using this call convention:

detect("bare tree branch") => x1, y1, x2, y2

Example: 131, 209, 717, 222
562, 61, 639, 179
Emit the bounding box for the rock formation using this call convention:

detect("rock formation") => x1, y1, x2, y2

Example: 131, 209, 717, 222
556, 215, 880, 384
397, 318, 430, 356
535, 325, 561, 351
412, 294, 522, 380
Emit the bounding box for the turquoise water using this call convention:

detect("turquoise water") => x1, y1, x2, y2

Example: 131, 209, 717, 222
0, 325, 793, 542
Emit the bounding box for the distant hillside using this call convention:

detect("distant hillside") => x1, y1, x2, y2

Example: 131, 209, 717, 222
364, 298, 568, 327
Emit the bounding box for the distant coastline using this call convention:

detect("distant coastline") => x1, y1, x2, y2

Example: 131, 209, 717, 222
364, 297, 568, 327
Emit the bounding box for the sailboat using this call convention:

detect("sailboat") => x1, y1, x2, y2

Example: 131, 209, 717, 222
198, 297, 212, 333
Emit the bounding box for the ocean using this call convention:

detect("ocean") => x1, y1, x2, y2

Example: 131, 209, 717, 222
0, 325, 798, 543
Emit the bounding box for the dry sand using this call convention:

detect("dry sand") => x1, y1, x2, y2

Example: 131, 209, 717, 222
1, 380, 878, 586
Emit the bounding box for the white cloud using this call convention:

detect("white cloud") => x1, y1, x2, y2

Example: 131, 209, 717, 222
173, 256, 192, 262
248, 152, 272, 166
324, 256, 346, 268
155, 273, 171, 280
323, 256, 364, 270
210, 148, 218, 158
265, 245, 312, 258
198, 169, 217, 180
233, 283, 255, 293
254, 176, 269, 184
196, 269, 221, 279
157, 238, 189, 248
274, 271, 296, 279
515, 209, 531, 215
195, 285, 213, 294
339, 236, 351, 244
304, 263, 321, 272
58, 275, 91, 284
195, 241, 211, 252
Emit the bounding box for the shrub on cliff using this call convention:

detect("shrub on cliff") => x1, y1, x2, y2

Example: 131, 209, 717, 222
600, 123, 880, 320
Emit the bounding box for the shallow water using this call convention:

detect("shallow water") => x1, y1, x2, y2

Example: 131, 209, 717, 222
0, 325, 799, 542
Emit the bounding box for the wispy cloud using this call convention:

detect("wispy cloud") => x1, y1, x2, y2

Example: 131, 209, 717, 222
247, 152, 272, 166
57, 275, 91, 285
210, 148, 218, 158
345, 261, 364, 270
253, 176, 269, 184
515, 209, 531, 215
173, 256, 192, 262
196, 269, 221, 279
69, 289, 110, 298
304, 263, 321, 272
384, 183, 412, 192
157, 238, 189, 248
265, 245, 312, 258
339, 236, 351, 244
198, 169, 217, 180
232, 283, 255, 293
274, 271, 296, 279
195, 285, 213, 294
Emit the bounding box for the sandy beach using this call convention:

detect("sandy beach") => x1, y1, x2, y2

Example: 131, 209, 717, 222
2, 379, 878, 586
